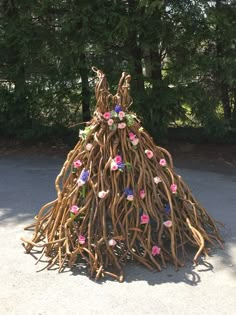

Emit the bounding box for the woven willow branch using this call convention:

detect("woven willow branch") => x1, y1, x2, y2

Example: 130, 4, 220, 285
22, 69, 223, 282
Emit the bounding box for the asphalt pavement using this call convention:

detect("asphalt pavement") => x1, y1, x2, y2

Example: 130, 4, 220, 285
0, 155, 235, 315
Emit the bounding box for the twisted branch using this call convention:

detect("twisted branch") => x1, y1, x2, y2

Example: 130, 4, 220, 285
22, 68, 223, 281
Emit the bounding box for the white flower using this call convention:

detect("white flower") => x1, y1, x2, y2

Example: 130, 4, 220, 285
86, 143, 93, 151
132, 138, 139, 146
98, 190, 109, 199
163, 220, 172, 227
111, 160, 118, 171
127, 195, 134, 201
154, 176, 162, 184
108, 239, 117, 246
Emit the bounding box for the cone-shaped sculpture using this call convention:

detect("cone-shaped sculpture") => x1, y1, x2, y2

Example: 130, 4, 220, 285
22, 68, 223, 282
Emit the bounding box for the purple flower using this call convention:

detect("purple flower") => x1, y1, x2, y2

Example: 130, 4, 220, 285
124, 188, 133, 196
118, 163, 125, 170
80, 169, 90, 182
164, 204, 171, 215
80, 170, 89, 181
77, 169, 90, 186
124, 188, 134, 201
114, 105, 122, 113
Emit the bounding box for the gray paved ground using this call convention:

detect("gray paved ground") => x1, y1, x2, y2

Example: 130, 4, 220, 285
0, 155, 236, 315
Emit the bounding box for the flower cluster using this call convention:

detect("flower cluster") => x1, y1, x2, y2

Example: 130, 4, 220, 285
111, 155, 125, 171
129, 132, 139, 146
103, 104, 136, 130
79, 126, 94, 140
103, 105, 125, 130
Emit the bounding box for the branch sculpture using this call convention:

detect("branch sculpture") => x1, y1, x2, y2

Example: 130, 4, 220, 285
22, 68, 223, 282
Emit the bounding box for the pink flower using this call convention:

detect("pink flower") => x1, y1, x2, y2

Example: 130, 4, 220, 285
98, 190, 109, 199
114, 155, 122, 164
140, 214, 149, 224
132, 138, 139, 146
118, 111, 125, 120
163, 220, 172, 228
129, 132, 136, 141
73, 160, 82, 168
108, 119, 114, 126
152, 245, 161, 256
159, 159, 167, 166
154, 176, 162, 184
127, 194, 134, 201
108, 239, 117, 246
170, 184, 177, 194
118, 122, 126, 129
139, 189, 145, 199
86, 143, 92, 151
103, 112, 111, 120
78, 235, 86, 245
111, 160, 118, 171
70, 205, 79, 215
145, 149, 154, 159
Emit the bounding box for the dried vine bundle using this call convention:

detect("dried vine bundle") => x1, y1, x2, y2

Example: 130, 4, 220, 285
22, 68, 223, 282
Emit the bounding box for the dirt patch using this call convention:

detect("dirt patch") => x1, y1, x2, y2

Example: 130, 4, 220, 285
166, 142, 236, 175
0, 138, 69, 158
0, 138, 235, 175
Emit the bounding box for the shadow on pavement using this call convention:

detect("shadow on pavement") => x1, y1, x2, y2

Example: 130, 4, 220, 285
0, 207, 35, 226
68, 245, 226, 286
0, 155, 235, 287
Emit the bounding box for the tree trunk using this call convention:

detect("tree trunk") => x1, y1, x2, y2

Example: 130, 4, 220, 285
215, 0, 231, 121
232, 87, 236, 125
149, 45, 168, 140
79, 54, 91, 122
127, 0, 145, 100
221, 83, 231, 120
3, 0, 29, 128
128, 31, 145, 95
150, 49, 162, 93
14, 63, 29, 126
